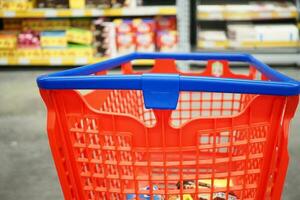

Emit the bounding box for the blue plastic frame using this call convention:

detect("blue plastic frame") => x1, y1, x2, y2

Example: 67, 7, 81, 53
37, 52, 300, 109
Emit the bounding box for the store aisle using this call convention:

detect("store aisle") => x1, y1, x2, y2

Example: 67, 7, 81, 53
0, 67, 299, 200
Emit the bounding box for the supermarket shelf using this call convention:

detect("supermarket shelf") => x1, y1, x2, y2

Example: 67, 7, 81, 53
194, 48, 300, 65
0, 6, 176, 18
197, 11, 298, 21
197, 41, 299, 49
0, 56, 154, 66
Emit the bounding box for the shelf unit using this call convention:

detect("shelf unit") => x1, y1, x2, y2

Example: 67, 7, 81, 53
193, 0, 300, 65
0, 6, 176, 18
0, 5, 176, 66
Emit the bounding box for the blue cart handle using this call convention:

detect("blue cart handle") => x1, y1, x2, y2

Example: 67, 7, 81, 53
37, 52, 300, 109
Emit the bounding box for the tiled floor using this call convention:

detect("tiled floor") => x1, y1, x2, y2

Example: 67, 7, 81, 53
0, 67, 299, 200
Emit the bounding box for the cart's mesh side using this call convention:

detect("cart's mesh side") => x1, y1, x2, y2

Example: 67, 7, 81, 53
66, 113, 269, 200
99, 90, 256, 127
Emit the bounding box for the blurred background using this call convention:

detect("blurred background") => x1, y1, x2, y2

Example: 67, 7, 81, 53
0, 0, 299, 199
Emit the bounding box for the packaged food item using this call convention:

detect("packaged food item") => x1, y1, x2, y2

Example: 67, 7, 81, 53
156, 30, 177, 52
0, 0, 34, 10
0, 31, 17, 49
176, 179, 238, 200
69, 0, 85, 8
126, 185, 163, 200
36, 0, 69, 8
114, 19, 134, 34
136, 33, 155, 52
22, 19, 71, 31
18, 30, 40, 49
156, 16, 177, 31
66, 28, 93, 45
85, 0, 110, 8
71, 19, 92, 29
133, 18, 156, 34
93, 19, 117, 57
41, 31, 67, 48
3, 19, 22, 31
116, 33, 136, 53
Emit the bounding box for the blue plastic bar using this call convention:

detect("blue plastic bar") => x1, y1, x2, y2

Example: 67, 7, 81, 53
37, 52, 300, 96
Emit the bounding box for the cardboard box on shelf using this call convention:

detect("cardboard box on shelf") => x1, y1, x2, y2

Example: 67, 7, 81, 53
3, 19, 22, 31
133, 18, 156, 34
156, 30, 177, 52
69, 0, 85, 9
116, 33, 136, 53
156, 16, 176, 31
22, 19, 71, 31
41, 31, 67, 48
0, 0, 34, 10
85, 0, 110, 8
227, 23, 256, 42
114, 19, 134, 34
136, 33, 155, 52
18, 30, 41, 49
71, 19, 92, 29
36, 0, 68, 8
254, 24, 299, 41
0, 32, 17, 49
66, 28, 93, 45
93, 19, 117, 57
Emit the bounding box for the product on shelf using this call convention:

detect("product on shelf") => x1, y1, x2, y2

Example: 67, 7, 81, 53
18, 30, 40, 49
133, 18, 156, 33
136, 33, 155, 52
85, 0, 110, 8
41, 31, 67, 48
156, 30, 177, 52
156, 16, 176, 31
66, 28, 93, 45
0, 31, 17, 49
69, 0, 85, 9
71, 19, 92, 29
254, 24, 299, 42
126, 185, 163, 200
227, 23, 256, 42
36, 0, 69, 8
114, 19, 134, 34
116, 33, 136, 53
3, 19, 22, 31
22, 19, 71, 31
93, 19, 117, 57
0, 0, 34, 10
199, 30, 227, 42
198, 30, 228, 49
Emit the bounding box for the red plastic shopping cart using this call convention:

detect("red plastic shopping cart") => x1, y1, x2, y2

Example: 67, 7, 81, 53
37, 52, 299, 200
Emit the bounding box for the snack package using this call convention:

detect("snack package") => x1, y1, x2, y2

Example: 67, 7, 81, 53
133, 18, 156, 34
36, 0, 69, 8
22, 19, 71, 31
85, 0, 110, 8
69, 0, 85, 8
116, 33, 135, 53
71, 19, 92, 29
114, 19, 134, 34
93, 19, 117, 57
18, 30, 40, 49
0, 31, 17, 49
66, 28, 93, 45
156, 16, 177, 31
156, 30, 178, 52
3, 19, 22, 31
136, 33, 155, 52
41, 31, 67, 48
0, 0, 34, 10
175, 179, 238, 200
126, 185, 163, 200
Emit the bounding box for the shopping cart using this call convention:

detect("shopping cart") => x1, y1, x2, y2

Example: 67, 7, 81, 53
37, 52, 300, 200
